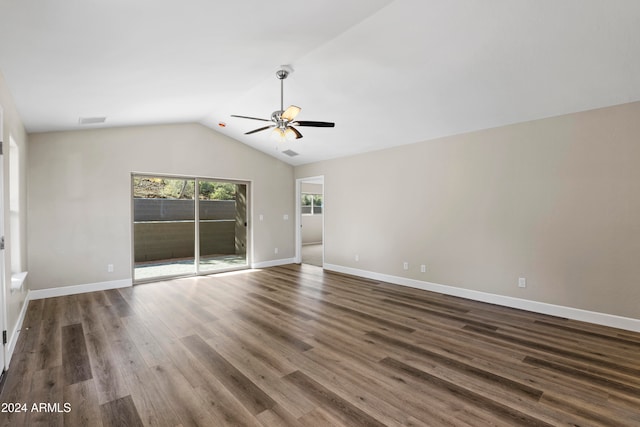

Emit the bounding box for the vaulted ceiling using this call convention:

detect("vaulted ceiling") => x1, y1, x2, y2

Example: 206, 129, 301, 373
1, 0, 639, 165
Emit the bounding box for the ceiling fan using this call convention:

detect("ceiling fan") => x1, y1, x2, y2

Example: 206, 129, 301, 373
231, 66, 335, 140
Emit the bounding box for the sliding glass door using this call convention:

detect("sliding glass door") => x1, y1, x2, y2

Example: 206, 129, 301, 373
198, 179, 248, 274
132, 174, 249, 283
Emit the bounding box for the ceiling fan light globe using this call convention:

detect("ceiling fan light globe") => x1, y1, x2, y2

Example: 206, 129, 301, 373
271, 127, 298, 142
284, 127, 298, 141
271, 128, 286, 142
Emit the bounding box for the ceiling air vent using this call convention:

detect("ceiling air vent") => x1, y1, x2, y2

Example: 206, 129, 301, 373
282, 149, 299, 157
78, 116, 106, 125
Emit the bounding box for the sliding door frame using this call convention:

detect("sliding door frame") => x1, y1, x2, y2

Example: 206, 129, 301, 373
131, 172, 252, 283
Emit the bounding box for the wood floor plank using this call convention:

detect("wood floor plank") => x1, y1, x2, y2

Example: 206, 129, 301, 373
233, 308, 314, 352
256, 404, 304, 427
297, 407, 354, 427
246, 292, 315, 321
154, 337, 264, 427
24, 365, 64, 427
83, 323, 130, 405
76, 293, 106, 335
120, 314, 171, 368
63, 380, 103, 427
21, 299, 45, 328
209, 317, 299, 377
463, 324, 640, 378
301, 345, 473, 426
366, 330, 544, 401
2, 264, 639, 426
379, 357, 554, 427
94, 305, 148, 378
192, 385, 264, 427
14, 320, 41, 355
284, 370, 387, 427
103, 289, 134, 318
207, 332, 316, 418
59, 295, 83, 327
180, 334, 277, 415
61, 323, 92, 386
35, 315, 61, 371
100, 395, 144, 427
0, 351, 36, 427
540, 392, 640, 426
123, 368, 183, 427
150, 362, 228, 427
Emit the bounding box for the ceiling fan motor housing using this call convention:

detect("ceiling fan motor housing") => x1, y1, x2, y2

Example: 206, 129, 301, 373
271, 110, 287, 129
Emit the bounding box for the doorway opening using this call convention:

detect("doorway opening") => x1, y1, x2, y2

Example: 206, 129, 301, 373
296, 176, 324, 267
132, 174, 249, 283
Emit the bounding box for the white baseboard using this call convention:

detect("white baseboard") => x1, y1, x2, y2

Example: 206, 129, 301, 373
252, 258, 296, 269
28, 278, 133, 300
324, 263, 640, 333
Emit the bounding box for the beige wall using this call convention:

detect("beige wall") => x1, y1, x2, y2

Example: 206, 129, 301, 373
28, 123, 295, 290
0, 71, 29, 342
296, 101, 640, 320
302, 215, 323, 245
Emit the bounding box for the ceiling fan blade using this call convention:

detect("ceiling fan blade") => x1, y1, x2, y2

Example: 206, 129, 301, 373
281, 105, 301, 121
289, 126, 303, 139
231, 114, 271, 122
292, 120, 335, 128
245, 125, 273, 135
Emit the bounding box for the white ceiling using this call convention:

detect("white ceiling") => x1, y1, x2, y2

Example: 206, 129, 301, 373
1, 0, 640, 166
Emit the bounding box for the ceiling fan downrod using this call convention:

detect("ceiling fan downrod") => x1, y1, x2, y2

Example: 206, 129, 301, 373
276, 68, 290, 116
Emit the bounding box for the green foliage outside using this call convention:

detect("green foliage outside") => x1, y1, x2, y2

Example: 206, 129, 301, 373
301, 194, 322, 207
199, 181, 236, 200
133, 177, 237, 200
301, 193, 322, 214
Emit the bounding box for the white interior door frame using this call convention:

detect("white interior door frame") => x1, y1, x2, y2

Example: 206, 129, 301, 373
0, 104, 6, 372
295, 175, 324, 265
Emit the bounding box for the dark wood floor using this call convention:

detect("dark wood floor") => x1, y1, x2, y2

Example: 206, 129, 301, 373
2, 264, 640, 426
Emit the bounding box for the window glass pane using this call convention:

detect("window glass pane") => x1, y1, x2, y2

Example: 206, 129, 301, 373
313, 195, 322, 214
199, 181, 237, 200
302, 193, 322, 215
133, 176, 195, 281
198, 180, 247, 273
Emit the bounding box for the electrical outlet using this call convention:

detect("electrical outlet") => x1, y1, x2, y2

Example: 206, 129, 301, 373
420, 264, 426, 273
283, 214, 289, 220
259, 214, 264, 221
518, 277, 526, 288
355, 254, 359, 262
107, 264, 114, 273
403, 262, 409, 270
274, 247, 279, 254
